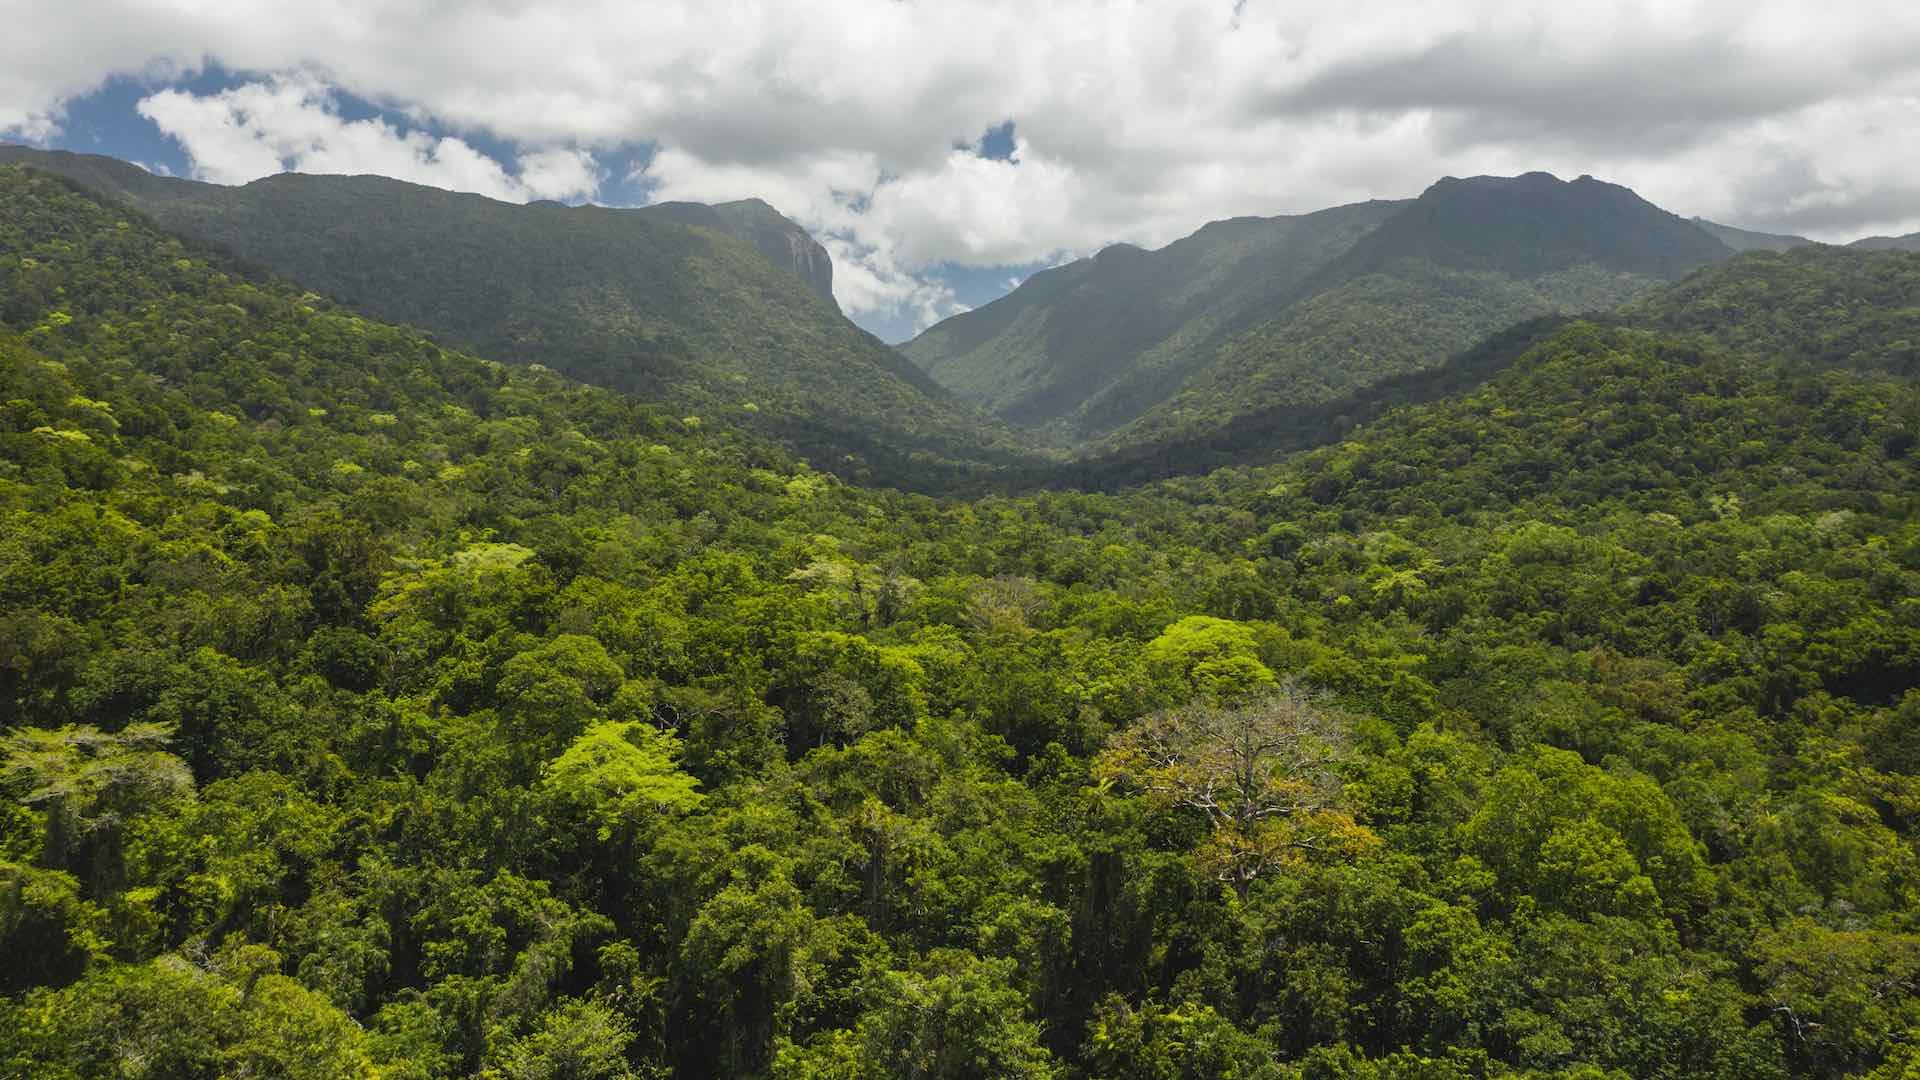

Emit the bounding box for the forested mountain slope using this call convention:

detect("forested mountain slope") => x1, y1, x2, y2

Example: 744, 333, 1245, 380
0, 146, 840, 303
907, 172, 1743, 450
6, 161, 1920, 1078
1100, 173, 1732, 451
1694, 217, 1815, 252
1622, 245, 1920, 377
900, 199, 1406, 436
1852, 232, 1920, 252
0, 146, 1027, 484
1040, 246, 1920, 488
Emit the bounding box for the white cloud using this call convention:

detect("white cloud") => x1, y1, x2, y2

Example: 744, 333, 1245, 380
134, 76, 601, 202
6, 0, 1920, 331
637, 140, 1084, 324
517, 147, 604, 202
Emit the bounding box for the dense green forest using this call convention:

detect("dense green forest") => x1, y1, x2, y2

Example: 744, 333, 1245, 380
1101, 260, 1659, 454
5, 163, 1920, 1079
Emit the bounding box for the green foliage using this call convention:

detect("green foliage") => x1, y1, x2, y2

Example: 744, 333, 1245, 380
0, 862, 109, 992
0, 147, 1032, 488
1085, 995, 1285, 1079
544, 722, 703, 838
493, 996, 638, 1080
3, 163, 1920, 1079
1463, 747, 1710, 921
2, 723, 192, 896
1623, 244, 1920, 377
1754, 919, 1920, 1076
771, 951, 1059, 1079
1, 943, 381, 1079
907, 171, 1726, 455
903, 201, 1403, 438
1141, 615, 1279, 700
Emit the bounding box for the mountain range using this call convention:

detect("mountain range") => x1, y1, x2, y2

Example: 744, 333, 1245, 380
904, 170, 1918, 459
1851, 232, 1920, 252
0, 144, 1022, 486
6, 143, 1915, 491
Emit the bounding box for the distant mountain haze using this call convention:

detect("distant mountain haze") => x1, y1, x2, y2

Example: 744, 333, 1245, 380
1849, 232, 1920, 252
1691, 217, 1815, 253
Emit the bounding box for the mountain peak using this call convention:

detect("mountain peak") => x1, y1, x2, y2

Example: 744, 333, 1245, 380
1428, 170, 1566, 194
639, 197, 836, 306
1335, 170, 1732, 281
715, 196, 779, 215
904, 171, 1750, 451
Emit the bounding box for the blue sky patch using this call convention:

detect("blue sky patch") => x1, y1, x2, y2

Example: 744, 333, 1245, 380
977, 120, 1018, 162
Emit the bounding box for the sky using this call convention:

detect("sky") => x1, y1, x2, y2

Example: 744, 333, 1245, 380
5, 1, 1919, 343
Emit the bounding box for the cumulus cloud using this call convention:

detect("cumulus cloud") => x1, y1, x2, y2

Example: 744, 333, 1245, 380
638, 136, 1089, 325
135, 77, 601, 202
634, 146, 941, 322
5, 0, 1920, 331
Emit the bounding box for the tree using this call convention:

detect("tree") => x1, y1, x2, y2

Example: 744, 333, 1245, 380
0, 861, 109, 991
1083, 994, 1283, 1079
493, 997, 636, 1080
499, 635, 628, 752
967, 576, 1047, 638
769, 631, 928, 751
1141, 616, 1280, 702
3, 722, 192, 896
542, 721, 703, 840
2, 943, 381, 1079
771, 951, 1059, 1080
1462, 746, 1711, 922
1755, 919, 1920, 1076
675, 847, 840, 1077
1094, 684, 1372, 897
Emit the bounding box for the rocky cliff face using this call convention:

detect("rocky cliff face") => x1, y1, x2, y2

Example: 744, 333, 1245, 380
640, 198, 837, 308
787, 232, 836, 304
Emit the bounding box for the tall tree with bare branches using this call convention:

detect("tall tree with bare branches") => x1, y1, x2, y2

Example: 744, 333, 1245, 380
1094, 682, 1373, 897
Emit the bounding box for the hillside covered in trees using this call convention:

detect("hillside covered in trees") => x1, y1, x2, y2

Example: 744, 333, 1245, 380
905, 172, 1744, 450
1041, 245, 1920, 490
899, 199, 1408, 438
5, 160, 1920, 1080
0, 146, 1031, 488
